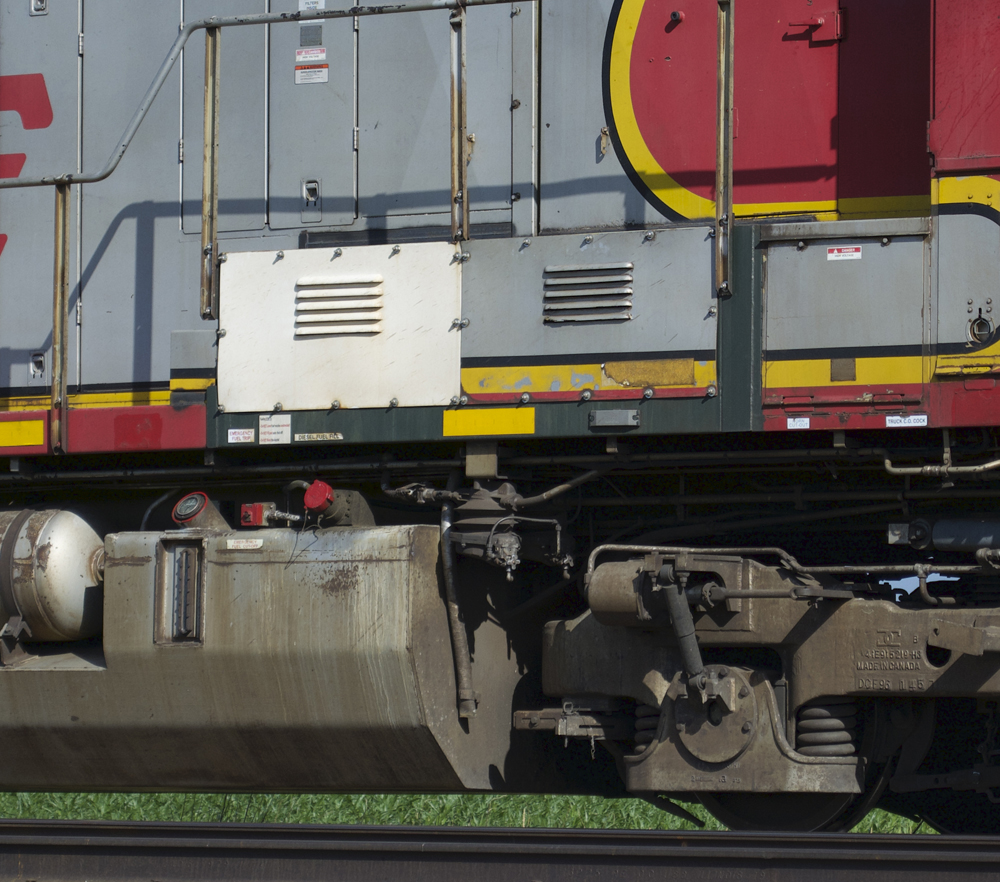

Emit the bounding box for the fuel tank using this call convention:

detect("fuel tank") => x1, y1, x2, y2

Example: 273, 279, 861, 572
0, 524, 520, 791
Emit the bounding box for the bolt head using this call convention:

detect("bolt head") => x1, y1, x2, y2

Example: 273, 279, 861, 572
741, 722, 752, 734
520, 392, 531, 404
706, 384, 718, 398
389, 398, 399, 408
581, 389, 593, 401
331, 401, 340, 410
643, 388, 654, 399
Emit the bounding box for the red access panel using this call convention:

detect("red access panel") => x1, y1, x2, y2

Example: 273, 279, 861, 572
929, 0, 1000, 173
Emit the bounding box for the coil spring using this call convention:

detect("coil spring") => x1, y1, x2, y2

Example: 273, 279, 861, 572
634, 704, 661, 753
795, 699, 858, 757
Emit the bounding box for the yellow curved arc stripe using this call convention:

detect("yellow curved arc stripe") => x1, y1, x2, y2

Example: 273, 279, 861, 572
609, 0, 715, 220
609, 1, 928, 222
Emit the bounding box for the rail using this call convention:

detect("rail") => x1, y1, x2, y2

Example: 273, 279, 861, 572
0, 820, 996, 881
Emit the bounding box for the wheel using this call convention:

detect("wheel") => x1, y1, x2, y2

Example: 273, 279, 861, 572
892, 698, 1000, 835
697, 699, 889, 832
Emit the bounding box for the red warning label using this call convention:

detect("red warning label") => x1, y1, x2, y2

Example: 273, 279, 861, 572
827, 246, 862, 261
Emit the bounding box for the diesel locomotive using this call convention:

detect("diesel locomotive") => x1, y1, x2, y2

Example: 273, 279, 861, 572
2, 0, 1000, 833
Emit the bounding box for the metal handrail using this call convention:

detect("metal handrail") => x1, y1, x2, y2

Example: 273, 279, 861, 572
0, 0, 516, 190
0, 0, 522, 451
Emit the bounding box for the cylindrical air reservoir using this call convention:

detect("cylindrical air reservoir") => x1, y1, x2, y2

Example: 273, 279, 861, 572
916, 519, 1000, 552
0, 510, 104, 641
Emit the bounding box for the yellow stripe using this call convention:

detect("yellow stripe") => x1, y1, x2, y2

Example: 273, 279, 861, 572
462, 359, 716, 395
764, 356, 925, 388
170, 378, 214, 392
0, 420, 44, 448
0, 390, 174, 413
935, 175, 1000, 209
443, 408, 535, 437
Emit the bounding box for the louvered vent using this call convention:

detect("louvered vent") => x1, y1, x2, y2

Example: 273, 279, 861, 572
294, 274, 384, 337
542, 262, 634, 323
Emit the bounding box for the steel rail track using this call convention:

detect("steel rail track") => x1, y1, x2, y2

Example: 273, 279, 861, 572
0, 820, 997, 881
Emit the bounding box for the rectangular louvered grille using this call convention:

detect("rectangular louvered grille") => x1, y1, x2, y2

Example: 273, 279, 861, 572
543, 262, 634, 323
294, 274, 384, 337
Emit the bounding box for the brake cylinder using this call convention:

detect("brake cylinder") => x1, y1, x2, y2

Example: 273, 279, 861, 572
0, 510, 104, 641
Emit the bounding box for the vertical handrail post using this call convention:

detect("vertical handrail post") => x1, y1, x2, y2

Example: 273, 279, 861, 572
715, 0, 734, 299
449, 6, 469, 242
200, 25, 221, 320
51, 182, 71, 453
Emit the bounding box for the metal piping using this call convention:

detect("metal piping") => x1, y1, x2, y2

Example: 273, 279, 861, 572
585, 544, 980, 588
449, 6, 470, 242
50, 182, 70, 452
499, 468, 609, 510
441, 478, 478, 719
659, 567, 704, 679
714, 0, 734, 299
199, 26, 221, 321
0, 0, 524, 191
884, 453, 1000, 478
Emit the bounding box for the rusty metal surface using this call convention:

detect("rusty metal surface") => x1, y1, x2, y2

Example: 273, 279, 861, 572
0, 821, 995, 882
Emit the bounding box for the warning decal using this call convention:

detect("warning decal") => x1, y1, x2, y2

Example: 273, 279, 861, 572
827, 246, 862, 261
295, 48, 327, 64
295, 64, 329, 85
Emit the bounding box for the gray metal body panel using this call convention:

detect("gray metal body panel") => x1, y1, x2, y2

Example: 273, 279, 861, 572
764, 234, 927, 353
0, 1, 78, 389
538, 0, 664, 232
268, 0, 356, 229
182, 0, 266, 234
0, 525, 520, 791
936, 213, 1000, 348
462, 227, 717, 360
80, 0, 201, 388
357, 6, 512, 222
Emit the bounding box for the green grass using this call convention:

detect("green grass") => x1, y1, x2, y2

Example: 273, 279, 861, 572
0, 793, 927, 833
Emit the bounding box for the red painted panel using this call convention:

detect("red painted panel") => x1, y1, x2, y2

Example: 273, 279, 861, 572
928, 0, 1000, 172
629, 0, 840, 206
0, 235, 6, 258
929, 381, 1000, 427
67, 405, 207, 454
837, 0, 931, 200
0, 74, 53, 130
0, 154, 26, 179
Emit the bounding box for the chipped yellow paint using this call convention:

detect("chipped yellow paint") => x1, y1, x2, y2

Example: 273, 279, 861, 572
443, 408, 535, 437
462, 359, 716, 395
0, 420, 44, 447
603, 358, 695, 387
170, 378, 215, 392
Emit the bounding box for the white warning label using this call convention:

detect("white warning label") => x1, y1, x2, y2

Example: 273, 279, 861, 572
259, 413, 292, 445
227, 538, 264, 550
886, 414, 929, 428
827, 246, 862, 261
294, 432, 344, 442
295, 63, 329, 84
786, 417, 811, 430
227, 428, 255, 444
298, 0, 324, 9
295, 48, 327, 64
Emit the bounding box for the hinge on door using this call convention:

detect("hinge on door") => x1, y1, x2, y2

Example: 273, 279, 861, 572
354, 16, 359, 31
75, 299, 82, 326
178, 139, 184, 163
353, 127, 359, 151
77, 33, 84, 56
